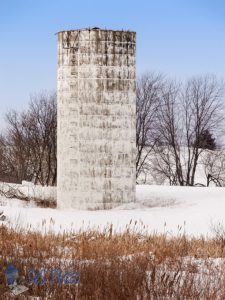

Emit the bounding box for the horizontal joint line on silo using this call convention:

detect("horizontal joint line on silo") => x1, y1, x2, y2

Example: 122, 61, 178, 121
59, 65, 135, 68
67, 77, 135, 81
66, 41, 135, 45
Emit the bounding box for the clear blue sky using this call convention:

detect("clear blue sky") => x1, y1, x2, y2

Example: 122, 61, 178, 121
0, 0, 225, 126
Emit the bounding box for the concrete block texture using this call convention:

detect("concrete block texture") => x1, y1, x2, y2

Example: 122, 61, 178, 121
57, 28, 136, 209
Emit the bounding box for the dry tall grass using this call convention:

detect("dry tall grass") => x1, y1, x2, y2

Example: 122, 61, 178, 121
1, 221, 225, 299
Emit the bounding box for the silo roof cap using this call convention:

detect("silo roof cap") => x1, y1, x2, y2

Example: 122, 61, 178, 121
56, 28, 136, 34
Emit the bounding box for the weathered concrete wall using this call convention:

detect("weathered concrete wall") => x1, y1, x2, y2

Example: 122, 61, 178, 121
57, 28, 136, 209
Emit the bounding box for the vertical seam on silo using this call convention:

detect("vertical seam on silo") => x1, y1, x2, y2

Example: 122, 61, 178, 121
77, 31, 80, 197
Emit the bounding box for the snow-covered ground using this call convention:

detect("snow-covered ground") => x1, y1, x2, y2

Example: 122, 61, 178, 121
1, 183, 225, 237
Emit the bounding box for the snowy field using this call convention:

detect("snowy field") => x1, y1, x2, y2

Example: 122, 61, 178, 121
0, 183, 225, 237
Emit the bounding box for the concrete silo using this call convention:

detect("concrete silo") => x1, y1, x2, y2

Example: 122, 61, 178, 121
57, 28, 136, 209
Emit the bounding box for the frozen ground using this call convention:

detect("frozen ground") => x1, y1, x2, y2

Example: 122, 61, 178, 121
0, 184, 225, 237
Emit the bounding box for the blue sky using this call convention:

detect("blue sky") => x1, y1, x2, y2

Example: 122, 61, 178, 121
0, 0, 225, 126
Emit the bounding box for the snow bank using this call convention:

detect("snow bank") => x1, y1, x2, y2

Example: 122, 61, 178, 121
0, 181, 56, 202
1, 184, 225, 237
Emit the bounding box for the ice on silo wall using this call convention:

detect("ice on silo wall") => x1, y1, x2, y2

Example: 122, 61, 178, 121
57, 28, 136, 209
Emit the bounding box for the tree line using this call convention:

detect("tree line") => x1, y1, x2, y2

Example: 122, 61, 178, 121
136, 73, 225, 186
0, 93, 57, 185
0, 73, 224, 186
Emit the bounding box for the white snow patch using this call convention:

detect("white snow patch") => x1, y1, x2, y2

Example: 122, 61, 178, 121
0, 184, 225, 237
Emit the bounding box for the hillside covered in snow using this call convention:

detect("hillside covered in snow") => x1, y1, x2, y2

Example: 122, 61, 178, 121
0, 182, 224, 237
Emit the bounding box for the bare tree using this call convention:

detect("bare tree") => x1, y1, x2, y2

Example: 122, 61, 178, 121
136, 73, 164, 181
202, 149, 225, 187
181, 75, 225, 185
1, 92, 57, 186
23, 93, 57, 185
154, 75, 225, 186
154, 80, 184, 185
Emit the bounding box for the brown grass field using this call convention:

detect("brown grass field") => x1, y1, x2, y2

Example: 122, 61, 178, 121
1, 221, 225, 299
